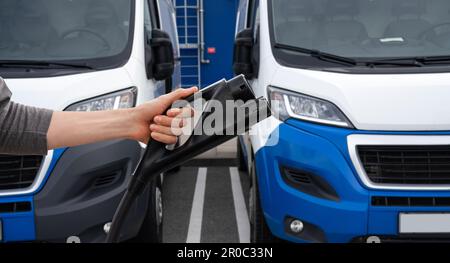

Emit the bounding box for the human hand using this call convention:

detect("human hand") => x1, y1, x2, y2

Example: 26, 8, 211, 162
130, 87, 198, 144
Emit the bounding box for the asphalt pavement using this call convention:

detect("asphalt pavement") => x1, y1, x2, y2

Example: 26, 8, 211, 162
162, 162, 250, 243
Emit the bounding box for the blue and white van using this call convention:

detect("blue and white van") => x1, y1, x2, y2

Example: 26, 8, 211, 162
0, 0, 180, 243
235, 0, 450, 243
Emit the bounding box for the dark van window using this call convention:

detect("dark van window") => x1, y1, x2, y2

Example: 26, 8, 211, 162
272, 0, 450, 59
0, 0, 133, 65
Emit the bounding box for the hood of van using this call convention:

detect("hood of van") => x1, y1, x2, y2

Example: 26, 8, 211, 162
271, 66, 450, 131
3, 68, 133, 111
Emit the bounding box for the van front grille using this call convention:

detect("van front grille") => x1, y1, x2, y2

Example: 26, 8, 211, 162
357, 145, 450, 185
0, 155, 43, 190
372, 196, 450, 207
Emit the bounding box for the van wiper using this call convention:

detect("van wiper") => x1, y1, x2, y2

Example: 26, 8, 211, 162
363, 55, 450, 67
362, 58, 424, 67
0, 60, 94, 69
274, 43, 358, 66
417, 56, 450, 65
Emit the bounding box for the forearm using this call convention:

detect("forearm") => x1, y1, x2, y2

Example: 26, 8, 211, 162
47, 109, 138, 150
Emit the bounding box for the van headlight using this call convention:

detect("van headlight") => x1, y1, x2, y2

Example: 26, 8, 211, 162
268, 86, 353, 128
65, 88, 137, 112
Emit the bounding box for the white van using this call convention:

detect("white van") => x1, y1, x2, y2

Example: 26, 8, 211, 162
235, 0, 450, 243
0, 0, 180, 243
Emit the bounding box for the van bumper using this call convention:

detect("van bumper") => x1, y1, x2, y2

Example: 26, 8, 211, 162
0, 140, 147, 243
255, 120, 450, 243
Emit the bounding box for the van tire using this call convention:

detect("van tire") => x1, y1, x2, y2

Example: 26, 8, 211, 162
133, 175, 163, 243
237, 139, 247, 172
249, 161, 279, 243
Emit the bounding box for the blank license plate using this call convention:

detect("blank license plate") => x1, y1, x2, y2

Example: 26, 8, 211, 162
399, 213, 450, 234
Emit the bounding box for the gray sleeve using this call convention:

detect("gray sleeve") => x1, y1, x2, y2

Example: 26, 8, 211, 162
0, 78, 53, 155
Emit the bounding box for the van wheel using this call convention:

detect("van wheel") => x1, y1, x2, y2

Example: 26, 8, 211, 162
134, 175, 163, 243
237, 139, 247, 171
249, 162, 279, 243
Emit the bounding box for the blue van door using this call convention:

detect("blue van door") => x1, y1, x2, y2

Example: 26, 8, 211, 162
200, 0, 239, 87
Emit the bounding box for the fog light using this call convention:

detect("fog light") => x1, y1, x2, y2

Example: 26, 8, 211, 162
290, 219, 304, 233
104, 222, 112, 234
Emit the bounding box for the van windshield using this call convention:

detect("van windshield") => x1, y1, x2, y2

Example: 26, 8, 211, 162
0, 0, 133, 68
271, 0, 450, 60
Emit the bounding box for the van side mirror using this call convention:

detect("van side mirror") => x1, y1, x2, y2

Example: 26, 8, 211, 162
146, 29, 175, 81
233, 29, 255, 79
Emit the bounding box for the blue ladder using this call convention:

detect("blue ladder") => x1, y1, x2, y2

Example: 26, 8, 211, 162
174, 0, 201, 88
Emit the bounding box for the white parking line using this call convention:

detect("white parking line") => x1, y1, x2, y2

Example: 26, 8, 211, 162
186, 167, 207, 243
230, 167, 250, 243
